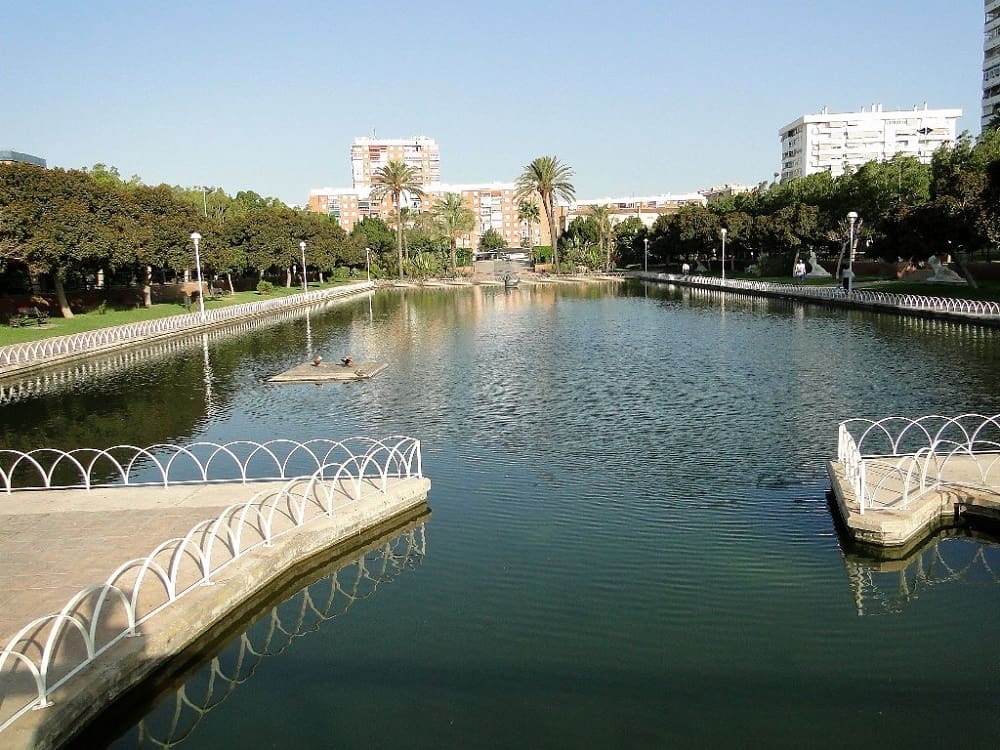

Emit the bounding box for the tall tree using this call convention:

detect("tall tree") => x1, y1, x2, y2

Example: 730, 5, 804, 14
516, 156, 575, 270
516, 200, 540, 249
431, 193, 475, 273
587, 204, 614, 270
369, 160, 425, 278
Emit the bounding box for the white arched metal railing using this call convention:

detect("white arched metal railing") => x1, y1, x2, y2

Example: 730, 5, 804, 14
837, 414, 1000, 513
648, 274, 1000, 317
0, 282, 373, 367
0, 435, 423, 732
0, 437, 421, 493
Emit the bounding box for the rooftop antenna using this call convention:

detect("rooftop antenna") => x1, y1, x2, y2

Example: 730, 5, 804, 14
372, 126, 377, 138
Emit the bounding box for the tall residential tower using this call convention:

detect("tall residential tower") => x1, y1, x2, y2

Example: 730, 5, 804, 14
778, 104, 961, 182
985, 1, 1000, 129
350, 136, 440, 189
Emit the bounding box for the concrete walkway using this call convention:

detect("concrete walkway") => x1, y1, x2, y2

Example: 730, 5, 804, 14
0, 482, 286, 649
0, 476, 431, 749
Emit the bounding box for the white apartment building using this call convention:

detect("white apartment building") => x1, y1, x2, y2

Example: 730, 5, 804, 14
350, 136, 440, 189
565, 194, 707, 229
778, 104, 961, 182
985, 1, 1000, 129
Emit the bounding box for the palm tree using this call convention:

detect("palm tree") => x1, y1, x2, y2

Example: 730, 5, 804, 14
516, 200, 540, 250
431, 193, 475, 273
587, 204, 615, 271
369, 160, 425, 278
516, 156, 575, 270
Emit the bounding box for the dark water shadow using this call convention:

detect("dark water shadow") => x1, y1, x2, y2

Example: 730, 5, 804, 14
65, 505, 430, 749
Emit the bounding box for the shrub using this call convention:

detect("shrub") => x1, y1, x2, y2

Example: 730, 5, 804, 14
257, 280, 274, 295
332, 266, 351, 281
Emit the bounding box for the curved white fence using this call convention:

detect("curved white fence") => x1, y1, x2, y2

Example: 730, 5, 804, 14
123, 523, 425, 748
0, 437, 422, 493
649, 274, 1000, 317
0, 282, 373, 368
837, 414, 1000, 513
0, 436, 423, 732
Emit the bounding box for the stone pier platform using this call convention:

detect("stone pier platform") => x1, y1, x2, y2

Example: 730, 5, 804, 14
827, 454, 1000, 555
0, 475, 430, 749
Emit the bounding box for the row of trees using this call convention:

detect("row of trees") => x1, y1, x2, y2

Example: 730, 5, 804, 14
610, 128, 1000, 276
4, 128, 996, 314
0, 161, 509, 316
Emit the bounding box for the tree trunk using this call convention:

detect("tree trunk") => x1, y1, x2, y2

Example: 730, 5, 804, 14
226, 272, 234, 294
52, 270, 73, 318
450, 239, 457, 274
544, 196, 559, 270
285, 267, 292, 288
143, 265, 152, 308
396, 194, 405, 279
952, 250, 979, 289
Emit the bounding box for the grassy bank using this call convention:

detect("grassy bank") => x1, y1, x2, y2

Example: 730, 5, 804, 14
0, 282, 352, 346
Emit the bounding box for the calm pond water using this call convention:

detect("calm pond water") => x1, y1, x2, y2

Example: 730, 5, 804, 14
4, 281, 1000, 748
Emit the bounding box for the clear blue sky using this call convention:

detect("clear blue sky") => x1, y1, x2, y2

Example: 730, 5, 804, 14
2, 1, 986, 205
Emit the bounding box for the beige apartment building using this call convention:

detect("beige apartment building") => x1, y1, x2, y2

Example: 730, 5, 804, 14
308, 182, 554, 249
563, 194, 708, 229
350, 136, 440, 188
309, 136, 707, 249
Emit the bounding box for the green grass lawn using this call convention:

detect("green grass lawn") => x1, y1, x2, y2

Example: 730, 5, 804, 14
0, 282, 353, 346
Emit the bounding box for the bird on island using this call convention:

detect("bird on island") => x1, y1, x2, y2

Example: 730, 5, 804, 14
312, 356, 323, 367
341, 355, 353, 367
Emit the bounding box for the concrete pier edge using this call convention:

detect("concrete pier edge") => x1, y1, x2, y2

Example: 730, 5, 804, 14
3, 476, 430, 750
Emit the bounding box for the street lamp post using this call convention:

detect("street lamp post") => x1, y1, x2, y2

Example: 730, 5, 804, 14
846, 211, 859, 295
643, 237, 649, 273
190, 232, 206, 321
720, 228, 727, 281
365, 247, 372, 283
299, 240, 308, 292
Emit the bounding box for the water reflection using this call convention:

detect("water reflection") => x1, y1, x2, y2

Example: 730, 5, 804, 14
87, 515, 428, 750
843, 532, 1000, 616
0, 298, 351, 407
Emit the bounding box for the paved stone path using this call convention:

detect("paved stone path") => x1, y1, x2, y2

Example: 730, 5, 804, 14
0, 481, 282, 649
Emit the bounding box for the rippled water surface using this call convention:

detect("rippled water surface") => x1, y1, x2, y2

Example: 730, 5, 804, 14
4, 282, 1000, 748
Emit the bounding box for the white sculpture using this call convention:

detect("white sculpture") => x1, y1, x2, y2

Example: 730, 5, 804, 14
805, 250, 831, 278
926, 254, 966, 284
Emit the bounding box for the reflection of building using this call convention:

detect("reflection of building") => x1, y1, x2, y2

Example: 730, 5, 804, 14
562, 193, 708, 230
778, 104, 961, 181
985, 1, 1000, 128
0, 150, 46, 167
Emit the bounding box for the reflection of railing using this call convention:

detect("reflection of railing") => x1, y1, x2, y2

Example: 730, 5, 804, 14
0, 282, 372, 367
0, 436, 423, 733
837, 414, 1000, 513
0, 437, 422, 492
0, 298, 349, 405
643, 273, 1000, 317
110, 521, 426, 749
844, 535, 1000, 616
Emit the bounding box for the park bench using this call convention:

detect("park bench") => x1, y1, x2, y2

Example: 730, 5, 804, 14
210, 286, 231, 299
9, 306, 50, 327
